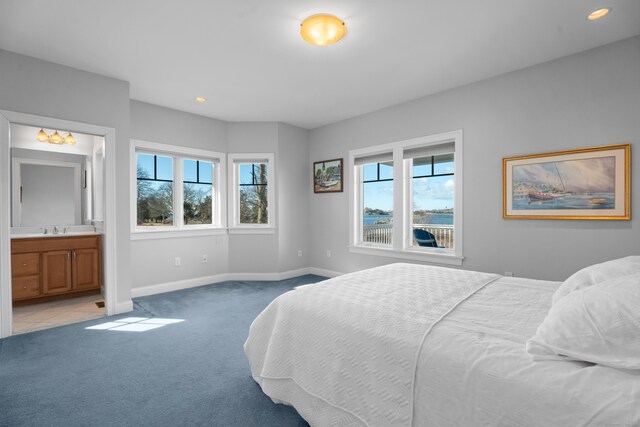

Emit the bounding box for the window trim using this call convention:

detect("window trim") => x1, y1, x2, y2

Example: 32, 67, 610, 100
348, 130, 464, 265
130, 139, 226, 239
228, 153, 275, 233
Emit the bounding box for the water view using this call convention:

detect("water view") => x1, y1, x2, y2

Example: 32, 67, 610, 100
363, 214, 454, 225
512, 193, 614, 210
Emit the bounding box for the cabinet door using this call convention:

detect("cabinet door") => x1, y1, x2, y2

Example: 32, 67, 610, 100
43, 251, 72, 295
73, 248, 100, 290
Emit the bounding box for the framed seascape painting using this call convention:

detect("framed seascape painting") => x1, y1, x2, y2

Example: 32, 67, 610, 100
313, 158, 343, 193
503, 144, 630, 220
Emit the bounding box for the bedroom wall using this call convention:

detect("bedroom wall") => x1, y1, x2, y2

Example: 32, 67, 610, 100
276, 123, 310, 273
0, 49, 132, 309
227, 122, 280, 274
129, 101, 230, 289
307, 36, 640, 281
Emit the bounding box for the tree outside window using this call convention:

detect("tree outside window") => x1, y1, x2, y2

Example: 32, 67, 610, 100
239, 163, 268, 224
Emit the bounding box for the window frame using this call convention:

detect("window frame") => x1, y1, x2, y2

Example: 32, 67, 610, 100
228, 153, 275, 234
130, 139, 226, 240
348, 130, 464, 265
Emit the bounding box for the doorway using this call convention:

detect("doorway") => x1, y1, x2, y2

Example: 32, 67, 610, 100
0, 111, 117, 338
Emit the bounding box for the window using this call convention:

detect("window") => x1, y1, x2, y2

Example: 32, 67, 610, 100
349, 131, 463, 265
131, 140, 225, 238
183, 159, 213, 225
358, 155, 394, 245
406, 146, 455, 250
229, 153, 275, 232
136, 153, 174, 226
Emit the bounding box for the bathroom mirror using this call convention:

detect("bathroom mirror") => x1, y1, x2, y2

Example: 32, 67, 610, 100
12, 158, 82, 226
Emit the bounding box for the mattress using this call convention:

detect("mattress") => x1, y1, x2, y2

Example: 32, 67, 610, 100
245, 265, 640, 426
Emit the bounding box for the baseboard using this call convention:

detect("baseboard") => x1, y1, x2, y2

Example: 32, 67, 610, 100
228, 268, 312, 282
131, 273, 232, 298
115, 300, 134, 314
309, 267, 344, 278
130, 267, 344, 299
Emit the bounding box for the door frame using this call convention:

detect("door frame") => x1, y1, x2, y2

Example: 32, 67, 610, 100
0, 110, 118, 338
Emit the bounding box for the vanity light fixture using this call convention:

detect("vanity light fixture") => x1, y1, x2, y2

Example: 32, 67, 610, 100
300, 14, 346, 46
587, 8, 611, 21
36, 128, 77, 145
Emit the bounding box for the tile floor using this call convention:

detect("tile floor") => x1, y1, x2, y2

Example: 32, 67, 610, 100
12, 294, 106, 335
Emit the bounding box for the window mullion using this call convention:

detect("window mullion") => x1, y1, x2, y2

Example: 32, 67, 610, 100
174, 156, 184, 229
403, 158, 413, 250
392, 148, 404, 252
357, 166, 364, 245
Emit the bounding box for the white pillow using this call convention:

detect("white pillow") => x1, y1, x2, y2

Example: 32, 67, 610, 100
527, 272, 640, 369
552, 256, 640, 305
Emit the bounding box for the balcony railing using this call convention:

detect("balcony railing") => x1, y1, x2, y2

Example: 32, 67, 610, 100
362, 224, 454, 249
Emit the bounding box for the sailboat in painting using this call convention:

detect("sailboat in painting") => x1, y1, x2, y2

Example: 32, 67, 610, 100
585, 174, 606, 205
527, 164, 568, 202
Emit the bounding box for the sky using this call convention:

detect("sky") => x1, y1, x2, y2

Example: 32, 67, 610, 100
363, 161, 455, 212
137, 153, 215, 183
513, 157, 615, 193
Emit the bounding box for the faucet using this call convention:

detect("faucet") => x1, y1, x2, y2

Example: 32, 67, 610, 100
53, 226, 59, 235
63, 227, 68, 234
41, 227, 48, 235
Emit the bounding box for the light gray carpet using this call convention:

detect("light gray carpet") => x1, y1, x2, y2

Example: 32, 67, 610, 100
0, 275, 325, 426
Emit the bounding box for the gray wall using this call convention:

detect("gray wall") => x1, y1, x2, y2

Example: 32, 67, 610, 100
129, 101, 230, 288
277, 123, 310, 272
129, 105, 311, 286
308, 36, 640, 281
227, 122, 280, 274
0, 49, 132, 307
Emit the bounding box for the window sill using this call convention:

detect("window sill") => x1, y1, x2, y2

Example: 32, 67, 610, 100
228, 227, 276, 235
349, 245, 464, 266
130, 228, 227, 240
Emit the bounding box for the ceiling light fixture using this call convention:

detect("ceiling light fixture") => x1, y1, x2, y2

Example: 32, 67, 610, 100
36, 128, 76, 145
300, 14, 346, 46
587, 8, 611, 21
195, 97, 206, 103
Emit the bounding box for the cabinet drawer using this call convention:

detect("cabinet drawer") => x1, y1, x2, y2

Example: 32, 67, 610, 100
12, 253, 40, 276
12, 275, 40, 299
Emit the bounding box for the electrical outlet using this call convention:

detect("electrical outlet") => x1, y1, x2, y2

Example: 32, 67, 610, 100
326, 250, 332, 258
175, 257, 181, 267
505, 271, 513, 277
297, 250, 302, 257
201, 254, 208, 263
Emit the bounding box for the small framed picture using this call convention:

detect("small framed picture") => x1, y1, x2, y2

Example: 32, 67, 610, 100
313, 158, 343, 193
503, 144, 630, 220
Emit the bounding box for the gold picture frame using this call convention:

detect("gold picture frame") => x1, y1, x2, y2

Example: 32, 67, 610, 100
503, 144, 630, 220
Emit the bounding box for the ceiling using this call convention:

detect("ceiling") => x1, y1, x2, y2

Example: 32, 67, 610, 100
1, 1, 639, 129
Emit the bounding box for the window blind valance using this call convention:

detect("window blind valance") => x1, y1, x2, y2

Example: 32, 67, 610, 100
402, 142, 455, 160
354, 152, 393, 166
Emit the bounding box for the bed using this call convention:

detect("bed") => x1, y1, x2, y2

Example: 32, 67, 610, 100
244, 261, 640, 426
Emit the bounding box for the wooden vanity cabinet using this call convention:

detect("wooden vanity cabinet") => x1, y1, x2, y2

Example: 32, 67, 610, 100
11, 235, 102, 303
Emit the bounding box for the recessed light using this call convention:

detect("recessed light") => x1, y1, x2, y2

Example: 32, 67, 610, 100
587, 8, 611, 21
300, 14, 346, 46
195, 97, 206, 103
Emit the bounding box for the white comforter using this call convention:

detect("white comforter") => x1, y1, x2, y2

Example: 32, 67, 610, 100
244, 264, 640, 426
244, 263, 499, 426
